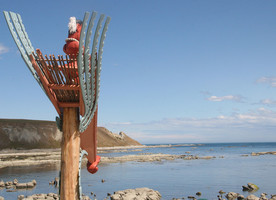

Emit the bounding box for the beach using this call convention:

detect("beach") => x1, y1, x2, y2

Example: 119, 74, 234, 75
0, 143, 276, 200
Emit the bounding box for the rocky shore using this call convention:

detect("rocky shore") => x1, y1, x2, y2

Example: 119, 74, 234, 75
1, 184, 276, 200
0, 147, 275, 169
0, 145, 193, 169
1, 148, 276, 200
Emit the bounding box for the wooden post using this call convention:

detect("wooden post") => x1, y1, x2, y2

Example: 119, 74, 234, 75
60, 107, 80, 200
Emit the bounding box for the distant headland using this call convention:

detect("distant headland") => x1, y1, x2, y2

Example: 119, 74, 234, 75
0, 118, 141, 150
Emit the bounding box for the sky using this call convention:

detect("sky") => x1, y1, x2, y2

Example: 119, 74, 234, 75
1, 0, 276, 144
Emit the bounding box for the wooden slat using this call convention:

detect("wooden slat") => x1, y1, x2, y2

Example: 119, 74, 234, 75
48, 84, 80, 90
49, 55, 63, 84
44, 54, 59, 84
65, 55, 74, 84
36, 50, 55, 84
52, 55, 75, 101
45, 55, 66, 101
29, 54, 61, 114
32, 50, 82, 105
58, 55, 71, 85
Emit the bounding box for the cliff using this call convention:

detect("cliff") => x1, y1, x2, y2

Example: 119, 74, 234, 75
0, 119, 141, 150
97, 127, 141, 147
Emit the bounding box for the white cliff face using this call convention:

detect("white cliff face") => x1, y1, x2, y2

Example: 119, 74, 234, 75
0, 119, 62, 149
5, 125, 41, 143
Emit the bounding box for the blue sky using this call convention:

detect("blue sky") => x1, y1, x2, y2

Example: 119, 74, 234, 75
1, 0, 276, 144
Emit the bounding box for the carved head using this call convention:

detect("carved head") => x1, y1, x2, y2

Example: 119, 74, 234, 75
63, 17, 82, 57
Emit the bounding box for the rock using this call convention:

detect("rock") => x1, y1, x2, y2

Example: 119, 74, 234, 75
242, 185, 251, 191
26, 182, 35, 188
219, 190, 226, 194
101, 179, 105, 183
37, 194, 47, 198
226, 192, 239, 200
0, 180, 4, 187
32, 180, 37, 186
6, 189, 17, 192
110, 188, 161, 200
123, 193, 137, 199
188, 196, 196, 199
47, 193, 55, 197
0, 197, 4, 200
81, 195, 91, 200
250, 152, 276, 156
45, 197, 55, 200
22, 197, 33, 200
260, 193, 268, 200
237, 195, 245, 200
248, 183, 259, 191
52, 193, 59, 199
18, 195, 25, 200
111, 194, 120, 200
196, 192, 201, 196
13, 179, 18, 185
5, 185, 13, 189
54, 177, 59, 186
49, 177, 59, 187
5, 181, 12, 186
246, 194, 259, 200
201, 156, 214, 159
243, 183, 259, 192
16, 183, 28, 189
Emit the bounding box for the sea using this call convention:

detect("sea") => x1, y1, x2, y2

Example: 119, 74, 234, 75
0, 142, 276, 200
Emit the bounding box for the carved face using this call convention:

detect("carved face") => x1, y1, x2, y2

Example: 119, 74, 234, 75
63, 17, 82, 57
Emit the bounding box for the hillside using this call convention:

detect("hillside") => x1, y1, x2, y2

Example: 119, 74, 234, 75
97, 127, 141, 147
0, 119, 141, 150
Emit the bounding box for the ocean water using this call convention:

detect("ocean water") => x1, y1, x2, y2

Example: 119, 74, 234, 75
0, 142, 276, 200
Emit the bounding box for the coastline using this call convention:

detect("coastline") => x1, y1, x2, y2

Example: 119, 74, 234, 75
0, 144, 194, 169
0, 145, 275, 169
1, 143, 276, 200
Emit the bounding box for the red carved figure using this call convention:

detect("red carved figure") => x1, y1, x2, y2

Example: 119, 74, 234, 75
63, 17, 82, 58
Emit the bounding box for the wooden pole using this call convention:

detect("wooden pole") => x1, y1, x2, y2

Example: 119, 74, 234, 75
60, 107, 80, 200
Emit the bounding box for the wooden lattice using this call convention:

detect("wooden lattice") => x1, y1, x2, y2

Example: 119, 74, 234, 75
29, 49, 83, 114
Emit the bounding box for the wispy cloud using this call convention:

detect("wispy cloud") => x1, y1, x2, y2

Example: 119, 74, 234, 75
102, 108, 276, 143
0, 44, 9, 55
207, 95, 242, 102
259, 99, 276, 106
256, 76, 276, 87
